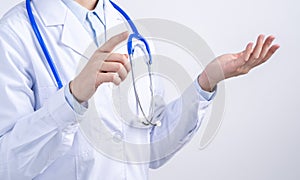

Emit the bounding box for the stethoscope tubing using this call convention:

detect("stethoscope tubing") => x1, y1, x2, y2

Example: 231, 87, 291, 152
26, 0, 63, 89
26, 0, 158, 126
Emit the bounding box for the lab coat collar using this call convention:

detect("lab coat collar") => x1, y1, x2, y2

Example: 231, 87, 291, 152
32, 0, 97, 59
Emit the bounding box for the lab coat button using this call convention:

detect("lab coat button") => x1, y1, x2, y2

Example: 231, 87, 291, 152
113, 131, 123, 143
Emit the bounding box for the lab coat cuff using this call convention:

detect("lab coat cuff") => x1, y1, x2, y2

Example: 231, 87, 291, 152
193, 78, 217, 101
46, 88, 80, 129
64, 82, 88, 115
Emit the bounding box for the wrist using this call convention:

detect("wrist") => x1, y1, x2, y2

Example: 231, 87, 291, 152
198, 71, 217, 92
69, 81, 84, 104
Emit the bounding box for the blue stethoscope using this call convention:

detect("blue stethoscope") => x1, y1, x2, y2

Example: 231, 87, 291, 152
26, 0, 159, 126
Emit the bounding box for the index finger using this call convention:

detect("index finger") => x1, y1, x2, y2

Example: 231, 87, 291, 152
105, 53, 131, 72
99, 31, 129, 53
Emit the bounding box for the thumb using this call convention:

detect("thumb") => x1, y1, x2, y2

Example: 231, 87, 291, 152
99, 31, 129, 53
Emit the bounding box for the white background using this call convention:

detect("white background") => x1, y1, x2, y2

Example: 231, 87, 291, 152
1, 0, 299, 179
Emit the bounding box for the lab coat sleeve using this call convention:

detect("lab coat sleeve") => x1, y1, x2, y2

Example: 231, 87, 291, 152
0, 26, 80, 179
149, 79, 215, 169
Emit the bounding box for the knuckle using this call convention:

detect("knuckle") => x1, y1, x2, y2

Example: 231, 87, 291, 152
113, 74, 121, 85
118, 54, 126, 63
120, 73, 127, 81
253, 54, 259, 59
116, 63, 123, 71
110, 74, 116, 82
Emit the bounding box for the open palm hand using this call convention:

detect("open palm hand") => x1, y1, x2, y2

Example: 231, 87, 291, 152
199, 35, 280, 92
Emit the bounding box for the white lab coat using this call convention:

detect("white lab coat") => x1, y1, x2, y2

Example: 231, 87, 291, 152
0, 0, 212, 179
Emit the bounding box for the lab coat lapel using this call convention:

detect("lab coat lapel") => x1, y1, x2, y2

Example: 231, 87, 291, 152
33, 0, 97, 59
61, 10, 97, 59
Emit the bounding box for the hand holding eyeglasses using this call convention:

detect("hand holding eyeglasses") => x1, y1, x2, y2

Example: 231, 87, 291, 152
198, 34, 280, 92
70, 31, 131, 103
